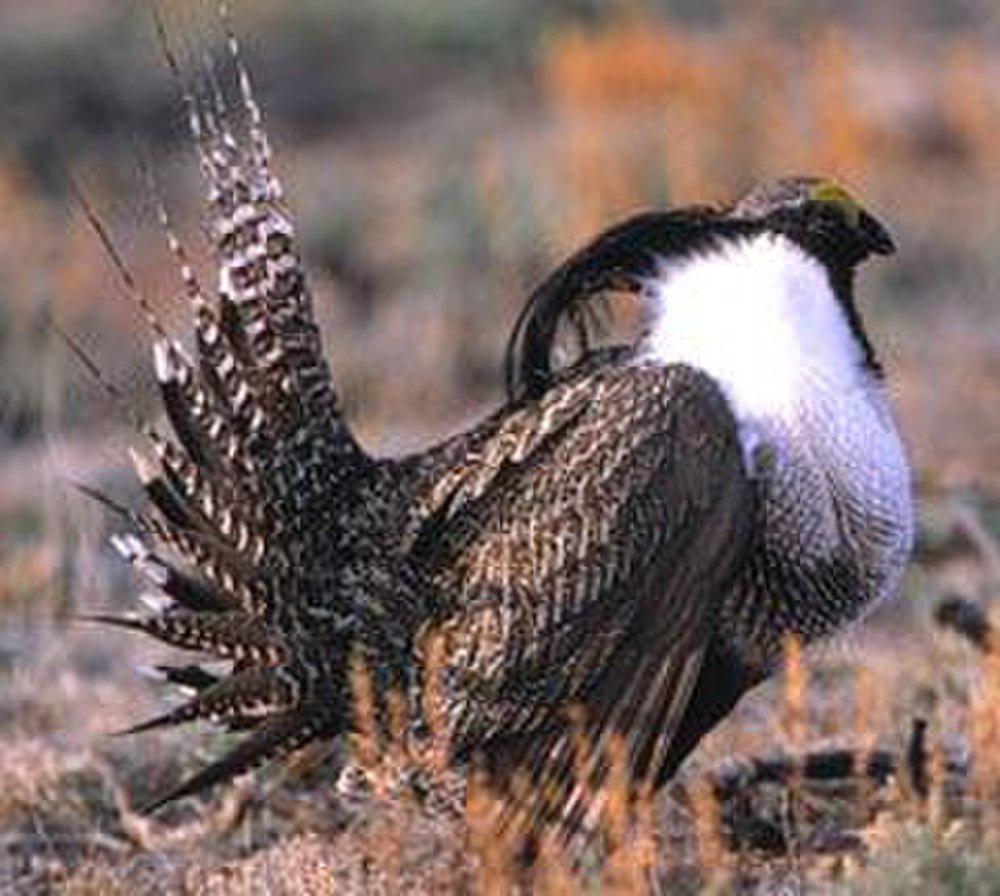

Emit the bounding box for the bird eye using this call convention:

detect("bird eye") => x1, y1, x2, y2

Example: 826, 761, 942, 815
808, 180, 862, 229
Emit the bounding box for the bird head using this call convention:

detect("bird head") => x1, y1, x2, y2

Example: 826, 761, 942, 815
506, 176, 896, 399
730, 176, 895, 268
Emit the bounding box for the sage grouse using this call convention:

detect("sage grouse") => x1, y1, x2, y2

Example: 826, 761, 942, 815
85, 36, 914, 832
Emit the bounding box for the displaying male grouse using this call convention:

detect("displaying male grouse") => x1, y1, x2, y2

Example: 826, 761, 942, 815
87, 34, 913, 833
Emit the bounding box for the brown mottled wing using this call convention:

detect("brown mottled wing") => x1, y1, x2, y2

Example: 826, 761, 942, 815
417, 360, 755, 795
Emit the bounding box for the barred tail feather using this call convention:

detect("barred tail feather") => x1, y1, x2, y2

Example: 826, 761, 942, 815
117, 667, 299, 736
88, 608, 287, 662
145, 663, 220, 695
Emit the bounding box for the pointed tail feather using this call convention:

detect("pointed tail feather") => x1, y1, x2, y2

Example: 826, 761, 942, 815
87, 602, 288, 663
145, 663, 220, 694
116, 666, 299, 737
137, 707, 327, 814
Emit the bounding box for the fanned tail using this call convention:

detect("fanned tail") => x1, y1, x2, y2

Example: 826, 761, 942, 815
73, 9, 422, 810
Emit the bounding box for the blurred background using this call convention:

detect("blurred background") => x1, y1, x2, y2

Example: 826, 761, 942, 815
0, 1, 998, 891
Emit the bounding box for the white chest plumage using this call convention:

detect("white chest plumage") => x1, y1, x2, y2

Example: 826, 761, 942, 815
640, 233, 913, 610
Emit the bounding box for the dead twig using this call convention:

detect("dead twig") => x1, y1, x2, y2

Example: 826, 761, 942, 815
935, 595, 994, 654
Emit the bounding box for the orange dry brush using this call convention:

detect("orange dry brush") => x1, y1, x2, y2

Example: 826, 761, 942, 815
810, 26, 870, 183
539, 10, 1000, 241
782, 634, 808, 749
348, 648, 672, 892
943, 38, 1000, 174
969, 634, 1000, 835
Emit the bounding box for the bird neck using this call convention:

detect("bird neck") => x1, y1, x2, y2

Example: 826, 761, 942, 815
641, 231, 913, 654
640, 232, 874, 466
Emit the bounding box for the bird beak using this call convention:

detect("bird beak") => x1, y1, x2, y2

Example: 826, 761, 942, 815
858, 209, 895, 256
